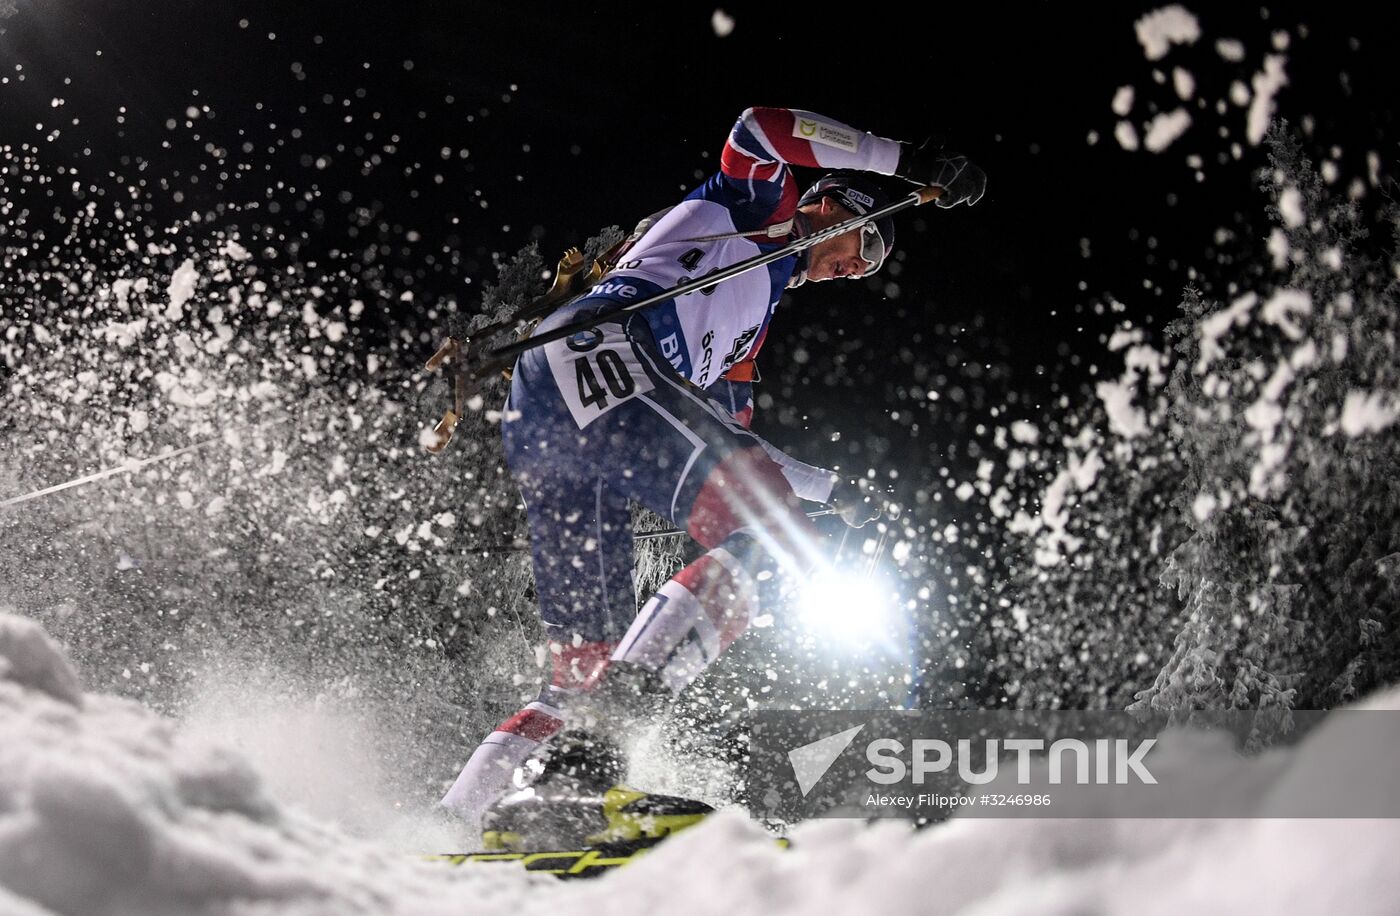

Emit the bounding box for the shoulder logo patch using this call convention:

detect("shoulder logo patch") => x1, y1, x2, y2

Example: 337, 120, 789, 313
793, 118, 859, 153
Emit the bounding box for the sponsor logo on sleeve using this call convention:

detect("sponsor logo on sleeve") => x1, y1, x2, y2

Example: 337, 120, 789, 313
794, 118, 859, 153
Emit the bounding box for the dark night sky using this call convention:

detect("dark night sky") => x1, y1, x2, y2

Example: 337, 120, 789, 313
3, 1, 1396, 477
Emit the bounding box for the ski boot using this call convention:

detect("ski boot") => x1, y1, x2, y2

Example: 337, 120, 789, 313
481, 664, 714, 851
480, 729, 713, 851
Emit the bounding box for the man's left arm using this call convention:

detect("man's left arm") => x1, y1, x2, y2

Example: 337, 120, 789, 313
727, 107, 904, 177
728, 107, 987, 208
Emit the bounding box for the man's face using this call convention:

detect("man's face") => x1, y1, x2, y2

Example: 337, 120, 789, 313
804, 226, 868, 282
802, 197, 873, 282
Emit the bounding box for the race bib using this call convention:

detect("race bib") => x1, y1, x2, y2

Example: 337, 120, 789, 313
545, 323, 655, 429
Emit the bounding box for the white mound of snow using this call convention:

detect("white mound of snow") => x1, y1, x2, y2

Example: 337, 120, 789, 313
0, 612, 548, 915
2, 612, 1399, 915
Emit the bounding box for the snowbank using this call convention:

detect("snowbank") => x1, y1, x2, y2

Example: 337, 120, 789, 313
2, 611, 1398, 915
0, 613, 546, 915
572, 755, 1399, 916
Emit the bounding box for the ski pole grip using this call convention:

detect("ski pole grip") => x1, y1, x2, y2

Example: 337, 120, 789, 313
915, 186, 943, 206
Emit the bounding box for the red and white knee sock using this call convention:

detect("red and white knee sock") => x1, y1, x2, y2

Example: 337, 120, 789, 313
612, 446, 821, 693
611, 538, 763, 693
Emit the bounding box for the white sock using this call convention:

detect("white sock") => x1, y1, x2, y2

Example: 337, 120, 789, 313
439, 697, 564, 832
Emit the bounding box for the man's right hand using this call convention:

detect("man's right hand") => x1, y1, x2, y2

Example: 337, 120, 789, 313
895, 139, 987, 208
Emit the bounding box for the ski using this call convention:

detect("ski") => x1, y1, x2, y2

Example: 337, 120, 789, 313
424, 836, 790, 879
422, 837, 665, 878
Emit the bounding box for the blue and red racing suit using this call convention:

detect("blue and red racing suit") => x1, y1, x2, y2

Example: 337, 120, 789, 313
442, 107, 905, 824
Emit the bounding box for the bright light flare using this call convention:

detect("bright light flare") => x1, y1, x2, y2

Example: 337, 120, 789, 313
797, 568, 898, 648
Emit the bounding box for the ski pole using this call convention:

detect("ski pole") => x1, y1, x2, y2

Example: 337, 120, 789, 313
423, 185, 943, 450
0, 416, 290, 511
0, 438, 222, 511
631, 507, 839, 542
458, 509, 842, 555
473, 186, 940, 371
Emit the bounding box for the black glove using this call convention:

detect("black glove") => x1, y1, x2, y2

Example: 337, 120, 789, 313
895, 139, 987, 208
828, 477, 885, 529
